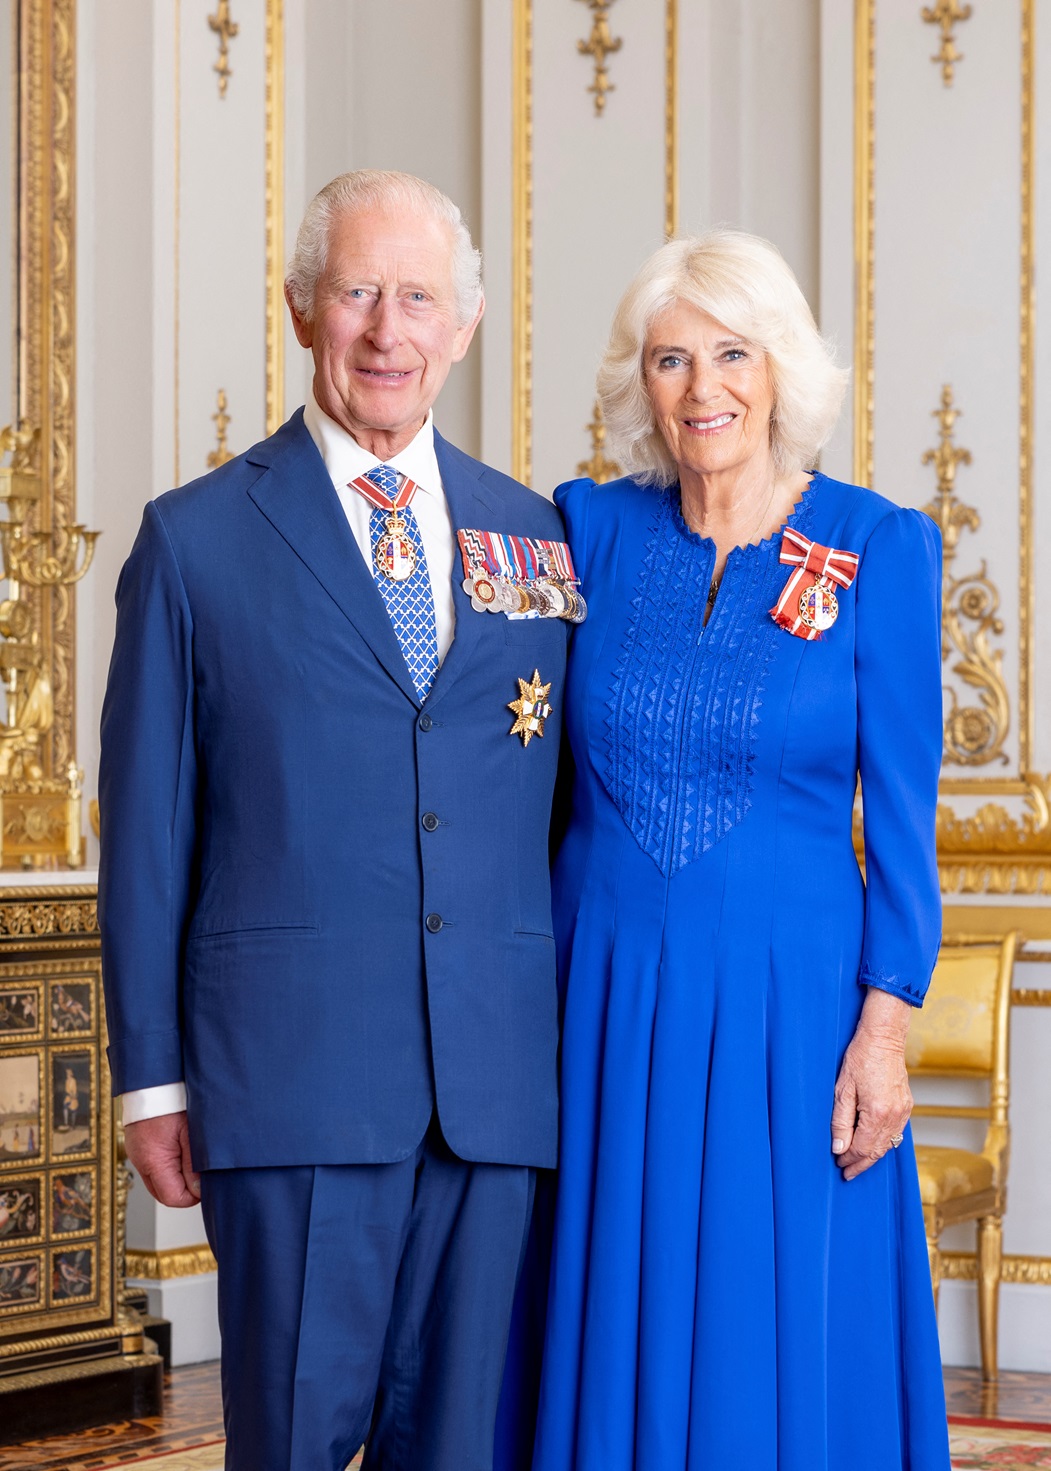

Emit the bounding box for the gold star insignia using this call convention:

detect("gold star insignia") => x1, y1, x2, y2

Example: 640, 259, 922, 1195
508, 669, 553, 747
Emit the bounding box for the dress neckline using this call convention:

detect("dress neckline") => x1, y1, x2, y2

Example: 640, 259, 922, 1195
668, 471, 822, 562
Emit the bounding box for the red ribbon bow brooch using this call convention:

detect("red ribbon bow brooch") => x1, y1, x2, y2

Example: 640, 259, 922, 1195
769, 528, 859, 640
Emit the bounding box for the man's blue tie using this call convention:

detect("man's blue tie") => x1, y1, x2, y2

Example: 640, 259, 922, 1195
360, 465, 440, 701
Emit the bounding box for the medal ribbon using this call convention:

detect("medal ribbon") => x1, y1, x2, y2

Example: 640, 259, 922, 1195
456, 528, 578, 583
770, 527, 859, 641
349, 472, 421, 513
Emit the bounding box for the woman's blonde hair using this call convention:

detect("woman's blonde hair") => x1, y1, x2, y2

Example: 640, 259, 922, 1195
597, 229, 849, 486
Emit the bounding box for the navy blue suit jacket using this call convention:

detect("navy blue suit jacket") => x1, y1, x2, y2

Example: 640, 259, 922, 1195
99, 411, 566, 1171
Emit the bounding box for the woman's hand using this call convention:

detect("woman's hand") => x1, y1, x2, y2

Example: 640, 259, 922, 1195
830, 988, 913, 1182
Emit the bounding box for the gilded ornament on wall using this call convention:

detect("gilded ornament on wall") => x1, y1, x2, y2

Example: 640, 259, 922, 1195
575, 0, 623, 116
577, 401, 620, 484
207, 0, 239, 98
921, 1, 973, 86
921, 386, 1009, 768
206, 390, 236, 469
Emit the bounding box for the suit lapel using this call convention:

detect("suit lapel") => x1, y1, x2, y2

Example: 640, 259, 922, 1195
245, 413, 420, 706
425, 432, 501, 706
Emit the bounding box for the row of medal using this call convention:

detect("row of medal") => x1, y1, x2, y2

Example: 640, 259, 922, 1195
457, 529, 587, 624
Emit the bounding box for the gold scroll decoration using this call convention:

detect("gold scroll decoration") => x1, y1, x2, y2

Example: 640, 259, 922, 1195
207, 1, 239, 98
577, 401, 620, 484
576, 0, 623, 116
921, 1, 973, 86
921, 386, 1009, 768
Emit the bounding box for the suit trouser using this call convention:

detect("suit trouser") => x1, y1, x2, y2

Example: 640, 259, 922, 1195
199, 1118, 536, 1471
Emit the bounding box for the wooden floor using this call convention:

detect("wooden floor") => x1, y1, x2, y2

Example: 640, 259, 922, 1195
0, 1361, 1049, 1470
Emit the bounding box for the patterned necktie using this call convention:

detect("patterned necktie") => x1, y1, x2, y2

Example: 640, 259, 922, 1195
355, 464, 440, 701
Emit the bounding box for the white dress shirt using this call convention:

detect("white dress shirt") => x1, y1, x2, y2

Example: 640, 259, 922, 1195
121, 393, 460, 1126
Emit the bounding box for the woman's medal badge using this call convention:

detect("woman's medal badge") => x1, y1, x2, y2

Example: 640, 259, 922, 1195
770, 527, 858, 642
457, 528, 586, 623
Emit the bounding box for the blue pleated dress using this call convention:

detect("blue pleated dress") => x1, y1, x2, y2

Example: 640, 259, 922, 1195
527, 471, 952, 1471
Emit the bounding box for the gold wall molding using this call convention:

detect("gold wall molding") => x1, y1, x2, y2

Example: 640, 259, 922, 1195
265, 0, 285, 435
852, 0, 875, 492
512, 0, 533, 487
17, 0, 78, 780
1013, 990, 1051, 1006
206, 390, 235, 469
942, 1252, 1051, 1286
575, 0, 622, 117
664, 0, 678, 239
577, 401, 620, 484
207, 1, 238, 99
921, 1, 973, 86
125, 1244, 218, 1281
921, 386, 1009, 768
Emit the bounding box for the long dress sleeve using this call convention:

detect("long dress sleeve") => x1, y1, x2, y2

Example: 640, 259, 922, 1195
855, 505, 943, 1006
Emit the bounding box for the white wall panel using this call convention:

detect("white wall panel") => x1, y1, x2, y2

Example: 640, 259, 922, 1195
531, 2, 666, 497
820, 0, 1051, 1372
177, 1, 268, 479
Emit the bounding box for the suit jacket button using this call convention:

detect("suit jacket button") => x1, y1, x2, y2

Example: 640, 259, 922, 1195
425, 913, 443, 933
418, 713, 433, 732
421, 812, 439, 832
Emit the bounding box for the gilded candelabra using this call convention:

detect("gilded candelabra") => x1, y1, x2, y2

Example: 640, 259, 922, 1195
0, 422, 98, 866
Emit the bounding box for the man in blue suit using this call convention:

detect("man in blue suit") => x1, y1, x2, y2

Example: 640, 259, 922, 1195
99, 171, 568, 1471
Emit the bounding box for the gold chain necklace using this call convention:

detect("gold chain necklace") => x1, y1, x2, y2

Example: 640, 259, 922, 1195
705, 479, 781, 609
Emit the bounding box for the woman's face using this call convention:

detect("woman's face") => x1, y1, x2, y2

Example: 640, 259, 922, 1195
644, 301, 775, 484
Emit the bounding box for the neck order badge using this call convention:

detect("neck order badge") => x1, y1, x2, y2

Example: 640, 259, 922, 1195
350, 466, 422, 583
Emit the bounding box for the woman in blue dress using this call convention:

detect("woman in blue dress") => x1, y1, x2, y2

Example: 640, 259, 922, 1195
525, 231, 950, 1470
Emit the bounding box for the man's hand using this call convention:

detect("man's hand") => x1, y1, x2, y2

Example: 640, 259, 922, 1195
124, 1111, 201, 1207
830, 989, 913, 1182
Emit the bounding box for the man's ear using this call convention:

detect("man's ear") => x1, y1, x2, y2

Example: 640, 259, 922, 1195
451, 292, 485, 364
285, 281, 314, 348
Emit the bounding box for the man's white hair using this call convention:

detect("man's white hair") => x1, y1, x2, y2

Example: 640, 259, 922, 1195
598, 229, 849, 484
285, 169, 483, 327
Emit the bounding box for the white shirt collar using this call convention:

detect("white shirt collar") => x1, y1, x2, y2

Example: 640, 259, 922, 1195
303, 386, 440, 496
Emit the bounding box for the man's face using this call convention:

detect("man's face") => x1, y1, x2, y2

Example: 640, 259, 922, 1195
287, 205, 483, 459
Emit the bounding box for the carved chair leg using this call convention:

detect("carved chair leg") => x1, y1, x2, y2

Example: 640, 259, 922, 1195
977, 1213, 1003, 1382
926, 1229, 942, 1311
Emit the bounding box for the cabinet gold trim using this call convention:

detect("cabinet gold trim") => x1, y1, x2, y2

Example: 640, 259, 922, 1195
921, 1, 973, 87
125, 1244, 218, 1281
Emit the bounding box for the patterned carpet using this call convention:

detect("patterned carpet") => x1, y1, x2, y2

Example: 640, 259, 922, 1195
949, 1418, 1051, 1468
4, 1362, 1049, 1470
85, 1428, 1051, 1470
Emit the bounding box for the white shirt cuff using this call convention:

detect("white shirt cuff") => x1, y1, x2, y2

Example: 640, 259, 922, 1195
121, 1082, 188, 1124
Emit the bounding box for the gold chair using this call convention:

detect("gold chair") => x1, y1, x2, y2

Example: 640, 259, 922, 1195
905, 931, 1020, 1382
